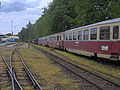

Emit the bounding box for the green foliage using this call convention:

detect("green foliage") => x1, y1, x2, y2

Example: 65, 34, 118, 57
18, 0, 120, 41
109, 0, 120, 18
18, 21, 34, 41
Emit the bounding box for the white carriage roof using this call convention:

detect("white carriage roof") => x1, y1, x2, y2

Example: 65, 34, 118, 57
65, 18, 120, 32
38, 32, 64, 39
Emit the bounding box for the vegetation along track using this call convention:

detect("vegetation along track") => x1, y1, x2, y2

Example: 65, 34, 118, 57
0, 54, 11, 90
0, 43, 19, 90
33, 45, 120, 90
0, 44, 42, 90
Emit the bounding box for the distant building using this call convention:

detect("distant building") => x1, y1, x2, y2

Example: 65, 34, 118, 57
0, 34, 19, 42
6, 36, 19, 42
0, 34, 5, 43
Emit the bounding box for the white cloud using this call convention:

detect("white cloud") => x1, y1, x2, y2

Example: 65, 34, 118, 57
1, 0, 41, 12
0, 0, 53, 34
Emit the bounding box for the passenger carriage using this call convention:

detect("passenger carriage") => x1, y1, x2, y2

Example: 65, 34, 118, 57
48, 32, 64, 49
38, 37, 48, 46
64, 18, 120, 61
32, 38, 38, 44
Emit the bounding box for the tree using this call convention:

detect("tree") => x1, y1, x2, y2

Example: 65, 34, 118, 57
18, 0, 120, 41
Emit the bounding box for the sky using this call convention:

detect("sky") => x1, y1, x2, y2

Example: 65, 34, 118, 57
0, 0, 53, 34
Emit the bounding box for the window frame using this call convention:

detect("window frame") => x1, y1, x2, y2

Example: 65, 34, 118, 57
78, 31, 82, 40
83, 29, 89, 40
100, 26, 110, 40
90, 28, 97, 40
73, 32, 77, 40
113, 25, 119, 39
59, 35, 61, 40
57, 35, 59, 41
65, 33, 68, 40
69, 32, 72, 40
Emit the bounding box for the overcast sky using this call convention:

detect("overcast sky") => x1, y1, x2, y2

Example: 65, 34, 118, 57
0, 0, 53, 34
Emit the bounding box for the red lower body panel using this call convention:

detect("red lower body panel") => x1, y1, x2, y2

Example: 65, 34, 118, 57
64, 41, 120, 56
48, 41, 64, 49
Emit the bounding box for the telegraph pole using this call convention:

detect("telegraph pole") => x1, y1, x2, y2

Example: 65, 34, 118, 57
11, 20, 13, 35
0, 2, 1, 11
0, 2, 1, 14
0, 2, 2, 12
28, 21, 31, 48
14, 26, 16, 35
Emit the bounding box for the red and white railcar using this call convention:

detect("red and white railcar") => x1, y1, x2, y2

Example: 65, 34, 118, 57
64, 18, 120, 61
38, 37, 48, 46
48, 32, 64, 49
37, 18, 120, 61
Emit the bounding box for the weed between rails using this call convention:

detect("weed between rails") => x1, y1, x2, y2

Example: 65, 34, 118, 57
32, 44, 120, 83
20, 47, 80, 90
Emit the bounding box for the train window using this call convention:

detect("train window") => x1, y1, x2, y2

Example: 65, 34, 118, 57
78, 31, 82, 40
90, 28, 97, 40
52, 37, 54, 41
57, 35, 59, 41
65, 33, 68, 40
69, 32, 72, 40
54, 36, 56, 41
113, 26, 119, 39
49, 37, 51, 41
51, 37, 53, 41
100, 26, 110, 40
53, 37, 54, 41
50, 37, 52, 41
59, 35, 61, 40
73, 32, 77, 40
52, 36, 54, 41
83, 29, 89, 40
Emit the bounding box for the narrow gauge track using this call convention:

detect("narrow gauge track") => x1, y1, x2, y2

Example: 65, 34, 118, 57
33, 45, 120, 90
0, 43, 19, 90
0, 44, 42, 90
0, 42, 17, 47
0, 43, 19, 65
0, 55, 11, 89
51, 49, 120, 82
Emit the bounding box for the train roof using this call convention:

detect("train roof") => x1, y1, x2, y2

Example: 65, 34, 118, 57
38, 32, 64, 39
65, 18, 120, 32
48, 32, 64, 37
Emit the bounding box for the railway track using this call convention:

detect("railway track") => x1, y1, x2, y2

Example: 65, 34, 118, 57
33, 45, 120, 90
0, 43, 42, 90
52, 49, 120, 82
0, 56, 11, 90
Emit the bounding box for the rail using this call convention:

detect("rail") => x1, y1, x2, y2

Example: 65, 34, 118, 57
17, 48, 43, 90
0, 50, 23, 90
0, 43, 42, 90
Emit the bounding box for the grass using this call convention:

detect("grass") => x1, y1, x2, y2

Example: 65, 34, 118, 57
20, 45, 80, 90
32, 44, 120, 83
0, 53, 12, 90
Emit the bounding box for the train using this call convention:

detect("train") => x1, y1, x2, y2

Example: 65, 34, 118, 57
32, 18, 120, 61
